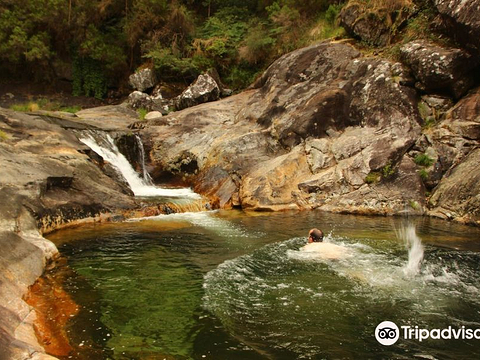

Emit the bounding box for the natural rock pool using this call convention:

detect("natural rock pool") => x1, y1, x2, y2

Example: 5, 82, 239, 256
46, 210, 480, 359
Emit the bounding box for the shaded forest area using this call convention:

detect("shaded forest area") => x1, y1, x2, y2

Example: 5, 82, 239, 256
0, 0, 345, 99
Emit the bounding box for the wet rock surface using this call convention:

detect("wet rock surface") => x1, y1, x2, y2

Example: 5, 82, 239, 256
142, 40, 479, 222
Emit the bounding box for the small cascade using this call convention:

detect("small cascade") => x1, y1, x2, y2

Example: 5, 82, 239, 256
134, 134, 154, 184
79, 131, 200, 199
396, 223, 424, 277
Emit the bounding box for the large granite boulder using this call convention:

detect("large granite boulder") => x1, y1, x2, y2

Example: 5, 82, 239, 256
400, 40, 478, 99
415, 86, 480, 194
129, 68, 157, 92
428, 148, 480, 225
175, 73, 221, 111
340, 0, 415, 46
143, 41, 425, 213
126, 91, 166, 113
434, 0, 480, 56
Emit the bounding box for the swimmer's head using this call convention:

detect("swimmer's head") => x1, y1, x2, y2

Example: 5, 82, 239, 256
308, 228, 324, 243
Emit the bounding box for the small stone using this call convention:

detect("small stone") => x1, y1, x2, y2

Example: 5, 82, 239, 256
144, 111, 163, 120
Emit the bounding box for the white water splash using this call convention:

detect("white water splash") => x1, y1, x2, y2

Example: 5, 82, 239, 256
80, 132, 200, 199
396, 223, 424, 277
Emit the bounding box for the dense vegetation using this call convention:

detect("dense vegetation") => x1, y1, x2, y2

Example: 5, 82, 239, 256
0, 0, 345, 98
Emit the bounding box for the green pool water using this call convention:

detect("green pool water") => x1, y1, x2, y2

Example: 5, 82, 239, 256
47, 210, 480, 359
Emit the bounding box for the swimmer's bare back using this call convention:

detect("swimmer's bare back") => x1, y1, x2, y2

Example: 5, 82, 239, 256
300, 242, 351, 260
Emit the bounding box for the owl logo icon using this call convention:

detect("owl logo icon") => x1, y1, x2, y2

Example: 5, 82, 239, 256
375, 321, 400, 346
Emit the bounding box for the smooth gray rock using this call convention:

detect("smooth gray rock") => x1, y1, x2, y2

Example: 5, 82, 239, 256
144, 111, 163, 120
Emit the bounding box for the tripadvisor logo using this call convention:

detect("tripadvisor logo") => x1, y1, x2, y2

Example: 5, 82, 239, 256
375, 321, 480, 345
375, 321, 400, 346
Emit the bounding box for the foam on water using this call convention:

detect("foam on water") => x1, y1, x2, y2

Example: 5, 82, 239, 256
79, 132, 200, 199
128, 211, 259, 239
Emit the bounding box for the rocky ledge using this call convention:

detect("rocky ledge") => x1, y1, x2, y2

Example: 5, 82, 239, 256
0, 107, 142, 359
140, 40, 479, 225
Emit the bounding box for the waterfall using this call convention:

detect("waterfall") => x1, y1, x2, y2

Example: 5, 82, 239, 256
79, 132, 200, 199
396, 223, 424, 277
134, 134, 154, 184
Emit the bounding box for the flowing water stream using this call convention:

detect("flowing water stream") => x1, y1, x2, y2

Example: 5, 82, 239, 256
79, 132, 200, 199
47, 211, 480, 360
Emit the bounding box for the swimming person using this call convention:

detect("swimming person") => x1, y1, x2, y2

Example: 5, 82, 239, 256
301, 228, 350, 260
308, 228, 324, 243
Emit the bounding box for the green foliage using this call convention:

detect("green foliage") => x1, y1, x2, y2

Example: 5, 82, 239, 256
325, 4, 342, 25
9, 99, 81, 113
382, 162, 395, 179
193, 7, 249, 71
73, 57, 107, 99
423, 117, 436, 129
414, 153, 434, 167
225, 64, 259, 90
144, 46, 202, 80
60, 106, 81, 113
418, 169, 429, 182
138, 107, 149, 120
365, 162, 396, 184
365, 172, 381, 184
10, 103, 30, 112
0, 130, 8, 141
78, 24, 126, 72
409, 200, 420, 210
1, 0, 348, 94
240, 22, 276, 65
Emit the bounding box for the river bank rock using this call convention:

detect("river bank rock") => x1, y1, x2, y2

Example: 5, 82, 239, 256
0, 107, 139, 359
143, 41, 426, 213
428, 148, 480, 225
400, 40, 478, 99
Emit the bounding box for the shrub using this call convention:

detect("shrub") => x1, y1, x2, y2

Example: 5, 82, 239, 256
414, 153, 434, 167
225, 64, 259, 90
365, 172, 381, 184
138, 108, 149, 120
418, 169, 429, 181
73, 56, 107, 99
325, 4, 342, 25
60, 106, 81, 113
382, 162, 395, 179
